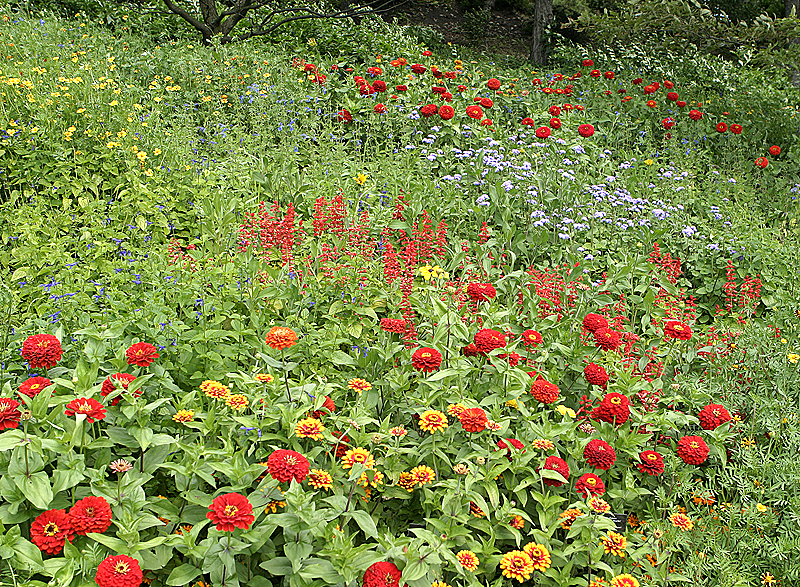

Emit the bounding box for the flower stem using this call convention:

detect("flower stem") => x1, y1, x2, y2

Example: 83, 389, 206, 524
281, 348, 292, 403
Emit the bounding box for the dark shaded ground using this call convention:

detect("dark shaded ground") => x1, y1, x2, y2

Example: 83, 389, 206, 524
384, 0, 533, 57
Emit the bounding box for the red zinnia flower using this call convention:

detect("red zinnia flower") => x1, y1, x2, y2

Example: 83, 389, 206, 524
395, 84, 407, 92
439, 104, 455, 120
632, 78, 643, 84
487, 78, 501, 90
466, 283, 497, 302
521, 117, 534, 127
591, 392, 630, 426
550, 117, 561, 129
666, 92, 679, 101
676, 100, 687, 107
125, 342, 159, 367
536, 126, 551, 139
497, 438, 525, 460
698, 404, 731, 430
638, 450, 665, 475
664, 321, 692, 340
420, 104, 438, 117
31, 509, 74, 555
65, 397, 107, 423
584, 363, 609, 387
590, 69, 601, 77
95, 555, 142, 587
100, 373, 138, 406
578, 124, 595, 138
521, 329, 543, 348
380, 318, 407, 334
582, 59, 594, 67
474, 329, 506, 354
769, 145, 781, 156
363, 561, 402, 587
18, 376, 52, 398
207, 492, 255, 532
412, 347, 442, 372
372, 80, 387, 92
337, 109, 352, 123
374, 103, 387, 114
730, 123, 742, 134
480, 98, 494, 108
312, 395, 336, 419
662, 117, 675, 129
646, 100, 657, 108
459, 407, 488, 432
481, 118, 493, 127
331, 431, 350, 459
531, 379, 559, 404
69, 496, 113, 535
755, 157, 769, 169
0, 397, 21, 430
410, 64, 426, 74
584, 439, 616, 470
582, 313, 608, 332
548, 105, 561, 116
267, 449, 310, 483
677, 435, 709, 465
716, 122, 727, 133
21, 334, 63, 370
466, 105, 483, 120
689, 109, 703, 121
542, 456, 569, 486
604, 71, 614, 79
575, 472, 606, 498
593, 327, 622, 351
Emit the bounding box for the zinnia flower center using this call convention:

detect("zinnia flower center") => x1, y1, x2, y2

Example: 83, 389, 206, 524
421, 352, 430, 358
31, 384, 40, 390
610, 398, 621, 404
674, 325, 684, 331
113, 561, 130, 574
285, 456, 297, 465
647, 454, 657, 460
690, 442, 699, 448
37, 341, 49, 348
224, 505, 238, 516
587, 478, 596, 485
77, 402, 91, 411
43, 522, 59, 536
85, 507, 95, 516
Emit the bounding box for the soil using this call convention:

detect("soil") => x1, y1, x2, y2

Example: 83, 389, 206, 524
383, 0, 533, 58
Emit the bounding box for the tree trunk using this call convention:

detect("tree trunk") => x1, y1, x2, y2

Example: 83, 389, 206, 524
530, 0, 553, 65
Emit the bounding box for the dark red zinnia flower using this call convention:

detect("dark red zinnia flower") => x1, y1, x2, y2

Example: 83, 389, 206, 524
582, 313, 608, 332
480, 98, 494, 108
593, 327, 622, 352
30, 509, 74, 555
550, 117, 561, 129
575, 472, 606, 498
0, 397, 21, 431
638, 450, 665, 475
466, 283, 497, 302
21, 334, 63, 370
542, 455, 569, 486
125, 342, 159, 367
487, 78, 501, 90
64, 397, 107, 423
207, 492, 255, 532
716, 122, 727, 133
267, 449, 310, 483
730, 123, 742, 134
578, 124, 595, 138
531, 379, 559, 404
474, 329, 506, 354
664, 321, 692, 340
95, 554, 142, 587
497, 352, 521, 366
689, 109, 703, 121
677, 435, 709, 465
591, 393, 630, 426
769, 145, 781, 156
412, 347, 442, 372
583, 439, 616, 470
548, 104, 561, 116
331, 431, 350, 459
497, 438, 525, 460
312, 395, 336, 419
69, 495, 113, 535
372, 80, 387, 92
439, 104, 455, 120
584, 363, 609, 387
101, 373, 138, 406
536, 126, 551, 139
363, 561, 402, 587
459, 407, 488, 433
466, 105, 483, 120
18, 376, 52, 398
755, 156, 769, 169
461, 343, 480, 357
698, 403, 731, 430
337, 109, 352, 123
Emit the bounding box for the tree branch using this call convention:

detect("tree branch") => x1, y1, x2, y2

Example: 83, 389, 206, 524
161, 0, 214, 38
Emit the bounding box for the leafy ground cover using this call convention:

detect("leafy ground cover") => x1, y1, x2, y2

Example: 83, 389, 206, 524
1, 6, 800, 587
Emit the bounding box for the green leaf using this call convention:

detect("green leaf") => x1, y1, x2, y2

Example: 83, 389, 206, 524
0, 430, 26, 451
346, 509, 378, 539
330, 350, 355, 366
260, 556, 293, 576
86, 532, 129, 552
13, 472, 52, 509
166, 564, 202, 585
